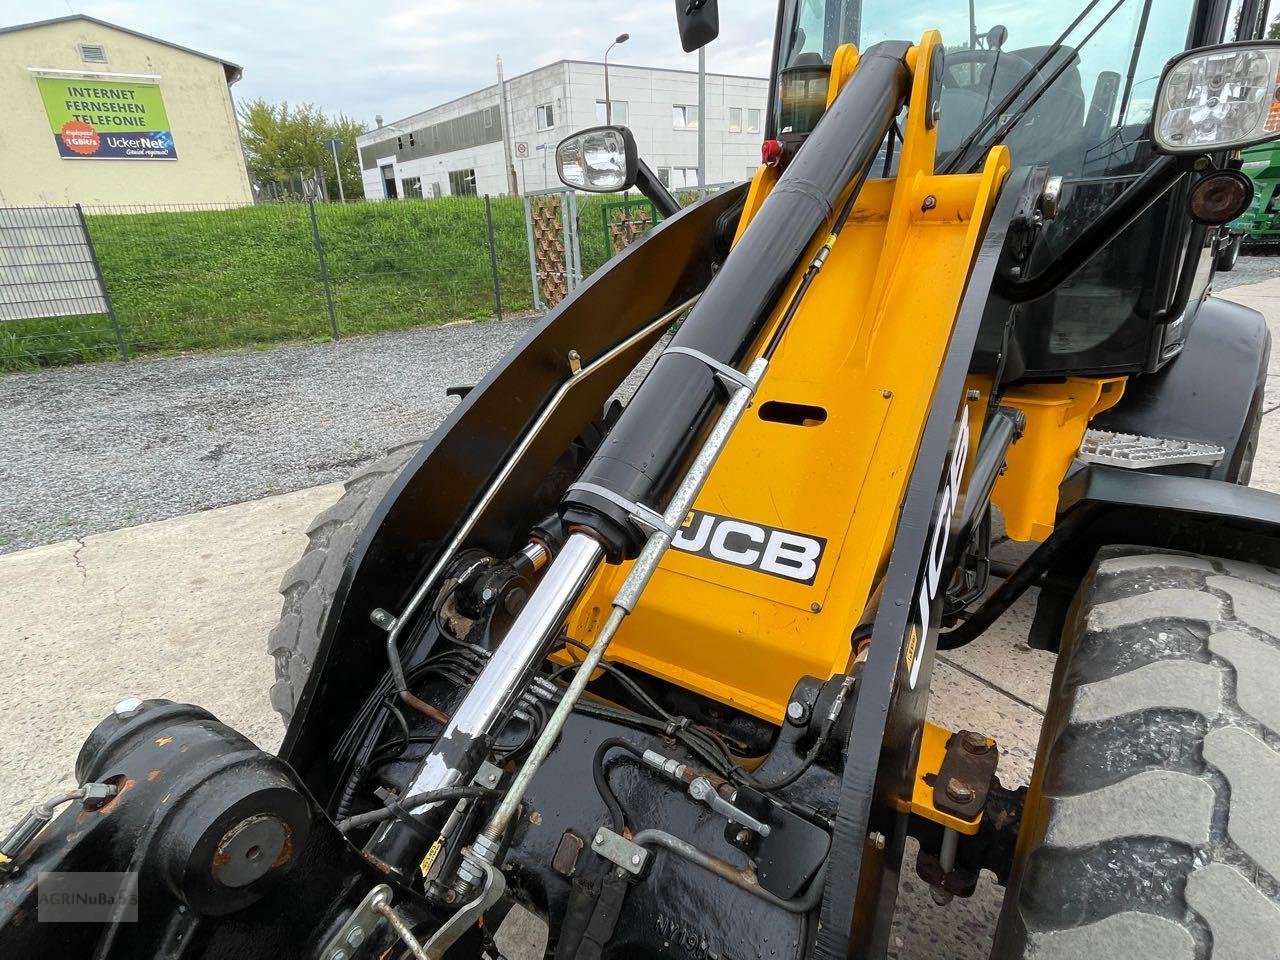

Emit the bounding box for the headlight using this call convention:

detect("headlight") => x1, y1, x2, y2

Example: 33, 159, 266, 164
1154, 43, 1280, 154
556, 126, 638, 193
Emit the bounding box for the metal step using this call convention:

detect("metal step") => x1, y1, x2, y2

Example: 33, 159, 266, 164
1079, 429, 1225, 469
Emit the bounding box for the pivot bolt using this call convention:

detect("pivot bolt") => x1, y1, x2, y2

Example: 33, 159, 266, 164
346, 926, 365, 948
961, 731, 990, 754
921, 194, 938, 212
945, 778, 976, 805
113, 696, 144, 720
786, 700, 809, 725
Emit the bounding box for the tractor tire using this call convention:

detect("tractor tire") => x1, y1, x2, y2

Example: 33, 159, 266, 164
992, 547, 1280, 959
267, 440, 421, 725
1216, 231, 1243, 272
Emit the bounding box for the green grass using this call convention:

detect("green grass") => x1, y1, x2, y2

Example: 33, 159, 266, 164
0, 193, 681, 373
0, 197, 543, 372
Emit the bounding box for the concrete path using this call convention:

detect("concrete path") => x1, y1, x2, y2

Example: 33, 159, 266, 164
2, 279, 1280, 958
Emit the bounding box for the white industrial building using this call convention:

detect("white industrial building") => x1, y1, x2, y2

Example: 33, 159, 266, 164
357, 59, 769, 200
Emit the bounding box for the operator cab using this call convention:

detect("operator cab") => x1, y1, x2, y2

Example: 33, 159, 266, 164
771, 0, 1263, 379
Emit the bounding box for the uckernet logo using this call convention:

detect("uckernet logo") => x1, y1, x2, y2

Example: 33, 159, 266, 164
59, 120, 100, 155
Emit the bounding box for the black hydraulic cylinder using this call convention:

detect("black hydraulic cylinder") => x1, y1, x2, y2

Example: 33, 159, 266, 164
562, 41, 914, 559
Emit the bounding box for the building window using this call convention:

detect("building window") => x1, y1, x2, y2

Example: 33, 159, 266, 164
747, 108, 762, 134
670, 166, 700, 189
448, 168, 478, 196
78, 43, 107, 64
402, 176, 423, 198
483, 107, 495, 129
397, 136, 404, 150
729, 107, 742, 133
595, 100, 628, 125
672, 104, 700, 130
409, 132, 416, 147
536, 103, 555, 131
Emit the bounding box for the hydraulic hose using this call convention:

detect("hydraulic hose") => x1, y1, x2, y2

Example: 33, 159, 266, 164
561, 41, 915, 559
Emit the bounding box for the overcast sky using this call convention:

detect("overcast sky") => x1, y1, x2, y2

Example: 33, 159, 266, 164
1, 0, 779, 125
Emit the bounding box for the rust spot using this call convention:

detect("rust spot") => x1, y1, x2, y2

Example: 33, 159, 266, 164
96, 776, 137, 816
155, 736, 174, 747
528, 810, 542, 826
272, 825, 295, 869
147, 770, 162, 782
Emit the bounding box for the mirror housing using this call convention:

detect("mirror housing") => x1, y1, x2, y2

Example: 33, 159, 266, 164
556, 126, 639, 193
674, 0, 719, 53
1154, 41, 1280, 154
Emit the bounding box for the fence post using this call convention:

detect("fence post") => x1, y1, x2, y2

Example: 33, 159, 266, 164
75, 203, 128, 361
307, 197, 339, 340
484, 194, 503, 321
522, 193, 543, 312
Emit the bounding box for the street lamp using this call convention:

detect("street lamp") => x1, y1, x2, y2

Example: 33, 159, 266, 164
604, 32, 630, 125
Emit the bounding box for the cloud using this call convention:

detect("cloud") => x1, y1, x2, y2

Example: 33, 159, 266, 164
0, 0, 776, 126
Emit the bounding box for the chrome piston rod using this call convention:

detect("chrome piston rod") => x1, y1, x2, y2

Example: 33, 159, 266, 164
366, 532, 605, 872
470, 355, 770, 869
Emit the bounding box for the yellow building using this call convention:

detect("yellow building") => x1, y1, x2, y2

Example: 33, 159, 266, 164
0, 15, 254, 207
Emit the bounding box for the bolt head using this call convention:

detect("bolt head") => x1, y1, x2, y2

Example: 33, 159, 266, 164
332, 951, 349, 960
868, 831, 886, 850
945, 777, 976, 804
346, 926, 365, 948
630, 853, 641, 865
113, 696, 144, 720
961, 731, 990, 754
594, 833, 605, 845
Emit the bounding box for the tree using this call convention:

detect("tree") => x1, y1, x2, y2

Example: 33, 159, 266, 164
237, 99, 367, 200
1269, 12, 1280, 39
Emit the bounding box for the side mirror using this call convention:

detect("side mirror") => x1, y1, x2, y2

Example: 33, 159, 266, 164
556, 126, 639, 193
674, 0, 719, 53
1154, 41, 1280, 154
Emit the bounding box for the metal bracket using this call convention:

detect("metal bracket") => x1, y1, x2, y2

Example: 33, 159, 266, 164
565, 481, 675, 538
662, 345, 758, 395
687, 778, 771, 837
591, 826, 650, 876
421, 850, 506, 958
319, 883, 393, 960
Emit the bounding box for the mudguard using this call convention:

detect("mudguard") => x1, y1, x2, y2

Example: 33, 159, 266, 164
1092, 293, 1271, 482
1023, 464, 1280, 648
281, 186, 748, 797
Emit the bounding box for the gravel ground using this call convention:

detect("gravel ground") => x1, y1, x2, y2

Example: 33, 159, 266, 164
2, 254, 1278, 557
0, 315, 535, 555
1217, 250, 1280, 288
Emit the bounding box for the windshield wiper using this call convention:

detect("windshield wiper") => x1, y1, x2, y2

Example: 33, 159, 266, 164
941, 0, 1129, 173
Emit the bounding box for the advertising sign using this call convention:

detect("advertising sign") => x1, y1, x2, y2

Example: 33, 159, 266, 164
37, 76, 178, 160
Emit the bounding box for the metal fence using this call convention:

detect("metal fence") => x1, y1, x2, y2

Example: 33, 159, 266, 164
0, 181, 743, 373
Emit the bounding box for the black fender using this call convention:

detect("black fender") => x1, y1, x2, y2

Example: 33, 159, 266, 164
279, 186, 748, 798
1091, 294, 1270, 483
975, 464, 1280, 651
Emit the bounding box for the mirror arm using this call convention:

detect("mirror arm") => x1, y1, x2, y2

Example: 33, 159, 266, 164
635, 159, 681, 217
997, 154, 1195, 303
